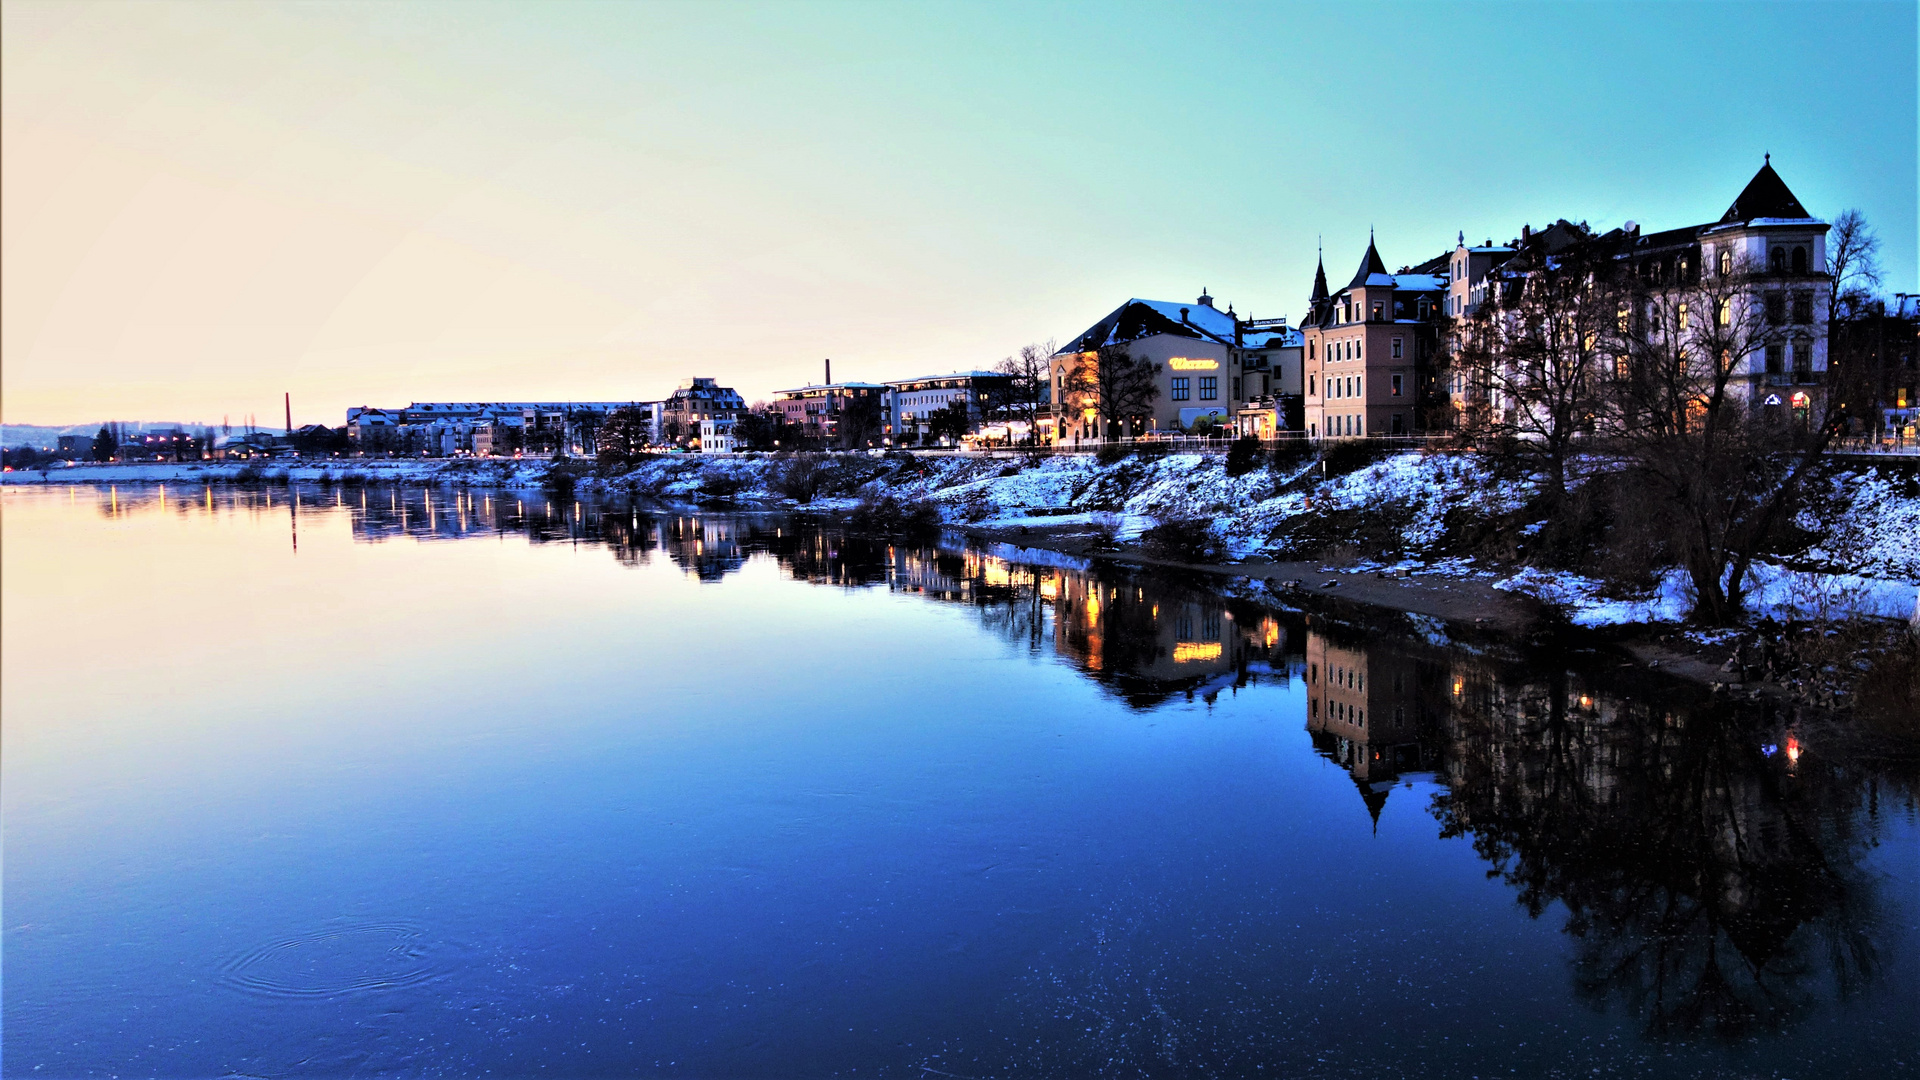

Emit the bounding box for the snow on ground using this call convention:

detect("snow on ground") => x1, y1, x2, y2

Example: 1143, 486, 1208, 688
1800, 467, 1920, 582
13, 449, 1916, 627
1496, 563, 1920, 627
1314, 453, 1533, 551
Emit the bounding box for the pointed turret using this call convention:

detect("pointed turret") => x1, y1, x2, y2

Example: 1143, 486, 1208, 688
1310, 255, 1329, 305
1720, 156, 1811, 223
1347, 237, 1390, 289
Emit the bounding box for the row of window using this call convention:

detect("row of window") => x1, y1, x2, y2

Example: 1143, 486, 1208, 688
1308, 374, 1406, 399
1310, 336, 1410, 361
1765, 292, 1817, 325
1169, 376, 1219, 401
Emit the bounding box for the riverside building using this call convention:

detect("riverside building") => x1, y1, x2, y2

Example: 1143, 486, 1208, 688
1299, 241, 1448, 440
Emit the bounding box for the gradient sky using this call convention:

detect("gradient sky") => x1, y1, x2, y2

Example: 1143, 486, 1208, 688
4, 0, 1913, 427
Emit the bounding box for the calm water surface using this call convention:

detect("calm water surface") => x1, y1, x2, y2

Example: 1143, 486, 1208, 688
3, 484, 1915, 1078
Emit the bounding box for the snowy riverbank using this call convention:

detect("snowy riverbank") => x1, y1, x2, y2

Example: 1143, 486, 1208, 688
9, 450, 1916, 628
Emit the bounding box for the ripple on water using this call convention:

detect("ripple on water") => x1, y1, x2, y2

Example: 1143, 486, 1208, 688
217, 922, 445, 999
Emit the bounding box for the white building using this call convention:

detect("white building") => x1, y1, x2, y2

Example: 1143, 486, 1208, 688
698, 416, 738, 454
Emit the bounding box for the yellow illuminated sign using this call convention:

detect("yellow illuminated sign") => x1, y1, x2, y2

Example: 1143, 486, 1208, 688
1173, 641, 1223, 662
1169, 357, 1219, 371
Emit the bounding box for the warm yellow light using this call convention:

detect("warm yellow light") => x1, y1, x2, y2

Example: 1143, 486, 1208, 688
1453, 678, 1464, 696
1169, 357, 1220, 371
1173, 642, 1223, 662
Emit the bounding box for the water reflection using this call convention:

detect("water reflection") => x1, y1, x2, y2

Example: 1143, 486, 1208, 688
40, 483, 1918, 1046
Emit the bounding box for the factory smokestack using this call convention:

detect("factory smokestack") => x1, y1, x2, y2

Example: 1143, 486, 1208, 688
284, 392, 292, 435
824, 358, 832, 386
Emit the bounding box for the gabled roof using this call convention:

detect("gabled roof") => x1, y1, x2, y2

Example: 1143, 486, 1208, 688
1242, 327, 1302, 349
1720, 159, 1811, 223
1347, 239, 1392, 289
1057, 298, 1238, 354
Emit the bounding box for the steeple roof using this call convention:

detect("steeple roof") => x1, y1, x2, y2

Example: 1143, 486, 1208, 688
1346, 237, 1392, 289
1310, 255, 1329, 303
1719, 157, 1811, 223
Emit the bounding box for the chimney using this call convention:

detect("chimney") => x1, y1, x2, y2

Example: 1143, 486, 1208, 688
1521, 223, 1531, 242
285, 392, 292, 435
1180, 307, 1191, 323
824, 358, 832, 386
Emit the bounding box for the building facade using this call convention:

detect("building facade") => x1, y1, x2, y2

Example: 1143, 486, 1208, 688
771, 382, 888, 444
885, 371, 1016, 443
1442, 161, 1835, 425
1299, 242, 1447, 439
1049, 293, 1251, 442
660, 379, 745, 447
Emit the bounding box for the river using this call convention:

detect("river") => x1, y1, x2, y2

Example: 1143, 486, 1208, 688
3, 483, 1915, 1078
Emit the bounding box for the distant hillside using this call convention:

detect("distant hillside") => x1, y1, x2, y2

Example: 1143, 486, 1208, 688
1, 422, 212, 448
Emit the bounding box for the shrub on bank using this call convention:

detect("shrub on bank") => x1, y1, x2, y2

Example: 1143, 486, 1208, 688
1141, 518, 1228, 563
1225, 436, 1262, 477
848, 493, 940, 535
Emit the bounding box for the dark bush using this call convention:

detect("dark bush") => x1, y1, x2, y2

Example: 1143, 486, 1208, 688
1271, 438, 1313, 473
848, 493, 940, 535
1095, 442, 1130, 466
771, 455, 829, 504
1320, 440, 1385, 477
1140, 518, 1228, 563
702, 474, 746, 501
1225, 435, 1262, 477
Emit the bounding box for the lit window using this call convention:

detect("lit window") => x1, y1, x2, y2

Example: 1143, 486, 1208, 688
1678, 301, 1689, 331
1199, 376, 1218, 400
1171, 377, 1190, 401
1719, 248, 1732, 275
1391, 374, 1403, 397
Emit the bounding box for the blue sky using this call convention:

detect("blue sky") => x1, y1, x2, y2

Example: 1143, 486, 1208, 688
3, 0, 1912, 423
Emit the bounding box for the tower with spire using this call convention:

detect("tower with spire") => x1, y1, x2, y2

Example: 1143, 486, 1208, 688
1298, 231, 1448, 442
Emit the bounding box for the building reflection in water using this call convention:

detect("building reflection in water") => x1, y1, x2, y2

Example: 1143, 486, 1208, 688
64, 483, 1914, 1041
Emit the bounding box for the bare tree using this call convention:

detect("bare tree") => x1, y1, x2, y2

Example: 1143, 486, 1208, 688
1826, 208, 1881, 325
1459, 237, 1613, 500
1603, 252, 1841, 623
1061, 344, 1162, 441
991, 339, 1055, 446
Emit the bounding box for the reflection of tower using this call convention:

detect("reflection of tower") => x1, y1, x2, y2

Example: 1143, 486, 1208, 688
1304, 626, 1430, 826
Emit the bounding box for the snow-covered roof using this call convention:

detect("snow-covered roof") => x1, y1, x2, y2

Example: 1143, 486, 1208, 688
1057, 298, 1238, 354
1243, 328, 1302, 349
884, 371, 1012, 388
773, 382, 888, 396
1392, 273, 1447, 292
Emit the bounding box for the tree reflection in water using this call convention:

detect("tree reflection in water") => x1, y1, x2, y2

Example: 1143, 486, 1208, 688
95, 486, 1907, 1045
1433, 655, 1895, 1039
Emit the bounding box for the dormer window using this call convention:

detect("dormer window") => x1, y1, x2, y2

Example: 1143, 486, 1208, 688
1371, 302, 1383, 321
